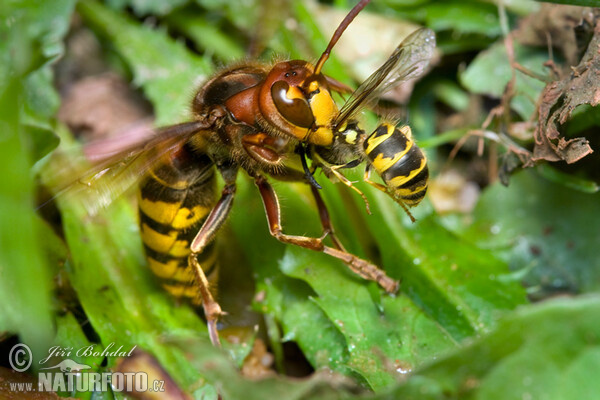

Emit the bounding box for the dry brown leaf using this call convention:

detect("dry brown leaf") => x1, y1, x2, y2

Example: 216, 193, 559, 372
0, 367, 63, 400
531, 11, 599, 164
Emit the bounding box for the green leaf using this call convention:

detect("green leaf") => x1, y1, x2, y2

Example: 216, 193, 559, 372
0, 75, 55, 363
49, 313, 108, 399
167, 11, 245, 62
564, 104, 600, 136
459, 170, 600, 296
460, 41, 548, 119
77, 0, 212, 125
105, 0, 189, 16
281, 247, 456, 390
535, 0, 600, 6
423, 1, 502, 36
355, 180, 528, 341
229, 171, 526, 391
379, 295, 600, 400
535, 163, 599, 194
432, 80, 470, 112
196, 0, 260, 31
0, 0, 75, 362
228, 179, 353, 376
177, 334, 357, 400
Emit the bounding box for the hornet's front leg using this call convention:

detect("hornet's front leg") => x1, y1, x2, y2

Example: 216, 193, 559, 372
254, 175, 398, 294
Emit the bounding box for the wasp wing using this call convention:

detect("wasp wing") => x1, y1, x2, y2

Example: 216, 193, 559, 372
43, 121, 212, 216
334, 28, 436, 129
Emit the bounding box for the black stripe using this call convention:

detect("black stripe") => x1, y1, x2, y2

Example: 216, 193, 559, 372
161, 279, 191, 289
172, 143, 215, 175
371, 124, 391, 140
159, 260, 218, 287
366, 129, 409, 163
139, 168, 215, 203
381, 145, 424, 184
144, 244, 181, 264
399, 165, 429, 190
139, 209, 175, 235
174, 217, 207, 240
140, 175, 187, 203
143, 241, 216, 264
181, 175, 217, 209
400, 188, 427, 203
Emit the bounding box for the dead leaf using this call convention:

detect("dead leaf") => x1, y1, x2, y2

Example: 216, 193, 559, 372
0, 367, 63, 399
58, 74, 152, 142
531, 12, 599, 164
515, 4, 595, 66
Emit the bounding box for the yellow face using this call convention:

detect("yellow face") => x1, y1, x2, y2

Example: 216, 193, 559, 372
303, 79, 337, 146
262, 60, 339, 147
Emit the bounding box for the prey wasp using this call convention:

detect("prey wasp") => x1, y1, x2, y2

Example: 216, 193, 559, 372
48, 0, 435, 346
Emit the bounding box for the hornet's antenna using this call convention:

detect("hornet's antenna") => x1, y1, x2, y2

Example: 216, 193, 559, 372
313, 0, 371, 75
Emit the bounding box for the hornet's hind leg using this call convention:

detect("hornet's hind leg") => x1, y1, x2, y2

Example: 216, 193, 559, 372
189, 165, 238, 347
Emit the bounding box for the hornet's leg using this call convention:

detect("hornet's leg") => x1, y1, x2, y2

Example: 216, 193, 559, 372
189, 165, 238, 347
309, 185, 346, 252
255, 175, 398, 294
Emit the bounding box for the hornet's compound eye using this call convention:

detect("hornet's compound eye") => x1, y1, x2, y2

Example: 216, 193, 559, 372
271, 81, 315, 128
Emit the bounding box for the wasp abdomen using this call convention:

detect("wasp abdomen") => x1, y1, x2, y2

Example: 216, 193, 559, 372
364, 124, 428, 207
138, 146, 218, 303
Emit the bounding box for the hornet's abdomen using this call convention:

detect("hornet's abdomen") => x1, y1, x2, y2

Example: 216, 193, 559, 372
138, 143, 217, 303
364, 124, 428, 207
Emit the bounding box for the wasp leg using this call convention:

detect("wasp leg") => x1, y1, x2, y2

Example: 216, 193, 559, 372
328, 164, 371, 215
364, 165, 415, 222
309, 185, 346, 252
255, 175, 398, 293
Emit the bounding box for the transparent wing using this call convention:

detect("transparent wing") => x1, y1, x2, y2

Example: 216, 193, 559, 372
43, 121, 212, 216
334, 28, 436, 128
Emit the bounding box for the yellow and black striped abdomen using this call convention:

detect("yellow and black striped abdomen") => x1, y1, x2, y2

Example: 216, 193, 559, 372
364, 124, 428, 207
138, 145, 217, 304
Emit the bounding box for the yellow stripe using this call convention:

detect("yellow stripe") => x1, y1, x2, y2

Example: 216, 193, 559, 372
148, 258, 191, 280
141, 223, 177, 253
364, 124, 395, 155
386, 158, 427, 188
394, 184, 427, 198
371, 141, 413, 173
162, 262, 219, 303
148, 250, 218, 282
172, 205, 210, 229
138, 196, 210, 229
140, 223, 191, 257
170, 239, 191, 257
403, 197, 424, 206
163, 284, 198, 299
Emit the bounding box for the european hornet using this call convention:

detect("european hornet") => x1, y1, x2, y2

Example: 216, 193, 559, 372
50, 0, 435, 346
